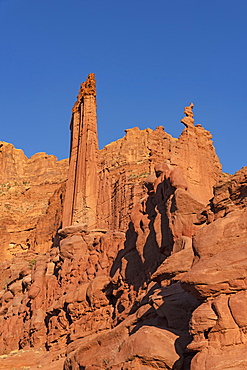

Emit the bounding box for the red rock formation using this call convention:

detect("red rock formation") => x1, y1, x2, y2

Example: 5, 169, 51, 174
0, 142, 68, 261
1, 74, 245, 370
63, 73, 98, 229
97, 124, 221, 230
181, 102, 194, 128
0, 85, 221, 262
180, 167, 247, 369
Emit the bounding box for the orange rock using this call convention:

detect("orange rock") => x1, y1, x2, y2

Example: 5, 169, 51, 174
62, 73, 98, 228
2, 75, 246, 370
0, 141, 68, 261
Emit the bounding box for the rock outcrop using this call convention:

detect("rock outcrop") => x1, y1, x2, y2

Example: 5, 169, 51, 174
97, 119, 221, 230
181, 166, 247, 369
0, 75, 221, 262
0, 74, 245, 370
0, 142, 68, 261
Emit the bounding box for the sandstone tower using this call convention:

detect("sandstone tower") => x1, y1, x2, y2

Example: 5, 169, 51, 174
62, 74, 222, 233
62, 73, 98, 228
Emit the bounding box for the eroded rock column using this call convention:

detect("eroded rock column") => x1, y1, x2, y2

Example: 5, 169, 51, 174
63, 73, 98, 228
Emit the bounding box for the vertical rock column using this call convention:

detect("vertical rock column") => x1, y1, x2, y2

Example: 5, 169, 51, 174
62, 73, 98, 228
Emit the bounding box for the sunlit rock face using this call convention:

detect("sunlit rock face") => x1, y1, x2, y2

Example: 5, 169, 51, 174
0, 141, 68, 261
2, 74, 246, 370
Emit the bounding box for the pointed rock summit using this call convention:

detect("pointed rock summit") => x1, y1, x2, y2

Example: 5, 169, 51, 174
181, 102, 194, 128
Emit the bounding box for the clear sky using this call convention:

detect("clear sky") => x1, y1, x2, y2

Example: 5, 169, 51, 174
0, 0, 246, 174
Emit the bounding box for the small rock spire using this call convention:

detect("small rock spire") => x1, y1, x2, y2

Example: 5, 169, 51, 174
181, 103, 194, 128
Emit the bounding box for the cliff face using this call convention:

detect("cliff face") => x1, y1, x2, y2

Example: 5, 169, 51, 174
97, 121, 220, 231
181, 167, 247, 369
0, 142, 68, 261
62, 76, 221, 235
0, 79, 221, 263
0, 74, 246, 370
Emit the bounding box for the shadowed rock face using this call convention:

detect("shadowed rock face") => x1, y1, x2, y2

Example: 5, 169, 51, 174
1, 75, 246, 369
180, 167, 247, 370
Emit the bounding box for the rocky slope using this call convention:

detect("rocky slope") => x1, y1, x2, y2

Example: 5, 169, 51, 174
0, 75, 246, 369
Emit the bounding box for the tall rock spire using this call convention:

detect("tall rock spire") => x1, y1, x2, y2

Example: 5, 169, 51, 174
62, 73, 98, 228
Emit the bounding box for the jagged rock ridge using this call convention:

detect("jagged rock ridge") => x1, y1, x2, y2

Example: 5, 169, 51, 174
0, 74, 246, 369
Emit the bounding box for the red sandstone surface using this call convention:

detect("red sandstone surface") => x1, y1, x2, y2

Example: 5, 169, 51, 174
0, 74, 246, 369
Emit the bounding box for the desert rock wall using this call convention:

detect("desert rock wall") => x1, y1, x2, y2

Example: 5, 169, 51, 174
0, 116, 221, 262
0, 141, 68, 261
96, 122, 221, 231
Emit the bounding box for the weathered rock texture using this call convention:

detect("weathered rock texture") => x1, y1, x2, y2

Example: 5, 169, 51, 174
0, 75, 221, 263
0, 142, 68, 261
63, 76, 221, 236
181, 167, 247, 369
63, 73, 98, 228
0, 74, 246, 370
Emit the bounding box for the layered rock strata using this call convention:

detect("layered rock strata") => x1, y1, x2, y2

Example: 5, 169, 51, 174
0, 142, 68, 261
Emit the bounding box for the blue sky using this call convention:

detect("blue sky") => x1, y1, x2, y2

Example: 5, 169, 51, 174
0, 0, 246, 174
